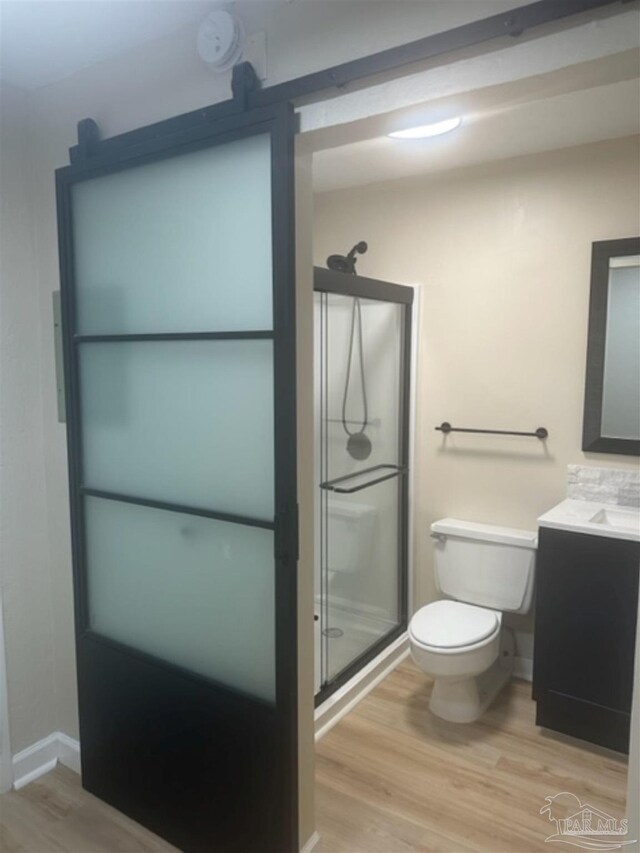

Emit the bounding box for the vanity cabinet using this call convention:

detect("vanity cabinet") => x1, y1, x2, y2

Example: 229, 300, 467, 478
533, 527, 639, 753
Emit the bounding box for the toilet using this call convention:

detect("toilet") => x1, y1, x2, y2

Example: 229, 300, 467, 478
409, 518, 536, 723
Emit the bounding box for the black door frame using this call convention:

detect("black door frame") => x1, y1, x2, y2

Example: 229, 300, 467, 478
313, 268, 413, 705
582, 237, 640, 456
57, 67, 299, 852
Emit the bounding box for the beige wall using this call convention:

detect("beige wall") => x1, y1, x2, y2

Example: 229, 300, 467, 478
0, 82, 57, 753
295, 148, 316, 847
314, 136, 640, 645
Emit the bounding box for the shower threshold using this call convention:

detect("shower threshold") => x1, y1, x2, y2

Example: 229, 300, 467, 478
315, 631, 409, 738
315, 617, 406, 708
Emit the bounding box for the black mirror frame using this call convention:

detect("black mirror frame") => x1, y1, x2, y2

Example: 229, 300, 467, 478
582, 237, 640, 456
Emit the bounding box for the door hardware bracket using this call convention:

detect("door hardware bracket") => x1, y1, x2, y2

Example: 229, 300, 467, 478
231, 61, 261, 111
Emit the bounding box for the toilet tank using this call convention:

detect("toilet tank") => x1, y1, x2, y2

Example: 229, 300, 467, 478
327, 499, 376, 574
431, 518, 537, 613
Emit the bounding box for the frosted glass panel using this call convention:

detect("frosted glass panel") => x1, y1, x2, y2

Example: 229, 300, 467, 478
73, 134, 272, 334
80, 340, 274, 519
85, 496, 275, 702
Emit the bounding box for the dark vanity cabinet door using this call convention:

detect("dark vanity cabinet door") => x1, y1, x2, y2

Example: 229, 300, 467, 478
533, 527, 639, 753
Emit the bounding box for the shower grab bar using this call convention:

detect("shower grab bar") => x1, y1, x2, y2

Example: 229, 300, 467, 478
435, 421, 548, 439
319, 463, 407, 494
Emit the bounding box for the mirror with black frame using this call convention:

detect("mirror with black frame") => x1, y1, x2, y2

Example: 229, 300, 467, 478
582, 237, 640, 456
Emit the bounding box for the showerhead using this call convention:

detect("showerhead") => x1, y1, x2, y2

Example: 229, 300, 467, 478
327, 241, 368, 275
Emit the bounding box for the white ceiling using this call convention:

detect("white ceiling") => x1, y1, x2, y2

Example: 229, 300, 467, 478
0, 1, 288, 90
0, 1, 214, 89
0, 0, 512, 91
312, 78, 640, 193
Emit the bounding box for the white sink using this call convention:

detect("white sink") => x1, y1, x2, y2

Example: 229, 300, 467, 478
589, 507, 640, 534
538, 499, 640, 542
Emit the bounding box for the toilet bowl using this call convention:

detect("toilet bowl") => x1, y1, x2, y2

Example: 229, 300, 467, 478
410, 600, 515, 722
410, 519, 536, 723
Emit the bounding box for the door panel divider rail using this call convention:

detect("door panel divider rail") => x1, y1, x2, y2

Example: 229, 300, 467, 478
74, 330, 274, 343
80, 486, 275, 530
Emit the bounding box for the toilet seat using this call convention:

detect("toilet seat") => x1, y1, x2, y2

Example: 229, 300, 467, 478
409, 600, 500, 650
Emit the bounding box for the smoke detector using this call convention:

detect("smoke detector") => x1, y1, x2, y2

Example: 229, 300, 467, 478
197, 8, 245, 72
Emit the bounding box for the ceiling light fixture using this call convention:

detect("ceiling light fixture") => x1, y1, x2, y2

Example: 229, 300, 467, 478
388, 117, 462, 139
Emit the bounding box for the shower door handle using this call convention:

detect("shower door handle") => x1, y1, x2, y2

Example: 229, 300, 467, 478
319, 463, 408, 494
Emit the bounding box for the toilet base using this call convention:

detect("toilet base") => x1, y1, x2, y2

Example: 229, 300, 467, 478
429, 629, 515, 723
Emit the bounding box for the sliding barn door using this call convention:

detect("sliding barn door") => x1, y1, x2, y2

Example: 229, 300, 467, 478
56, 99, 298, 853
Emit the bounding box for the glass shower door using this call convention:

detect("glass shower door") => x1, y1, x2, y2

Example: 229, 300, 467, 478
315, 268, 412, 699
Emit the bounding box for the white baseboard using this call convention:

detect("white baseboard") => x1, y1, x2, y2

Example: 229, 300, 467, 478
12, 731, 80, 789
514, 656, 533, 682
300, 830, 320, 853
57, 732, 81, 774
11, 734, 58, 790
315, 633, 409, 740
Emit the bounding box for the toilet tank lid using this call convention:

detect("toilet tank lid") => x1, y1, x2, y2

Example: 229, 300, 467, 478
431, 518, 537, 549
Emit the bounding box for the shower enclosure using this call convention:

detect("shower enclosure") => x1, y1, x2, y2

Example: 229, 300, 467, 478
314, 267, 413, 703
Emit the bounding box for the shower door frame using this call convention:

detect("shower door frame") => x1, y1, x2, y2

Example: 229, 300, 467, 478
314, 267, 413, 705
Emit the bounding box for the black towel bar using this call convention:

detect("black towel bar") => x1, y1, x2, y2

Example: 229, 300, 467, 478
319, 463, 408, 494
435, 422, 548, 439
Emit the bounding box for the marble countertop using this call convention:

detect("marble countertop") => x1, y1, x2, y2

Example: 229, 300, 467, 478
538, 498, 640, 543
